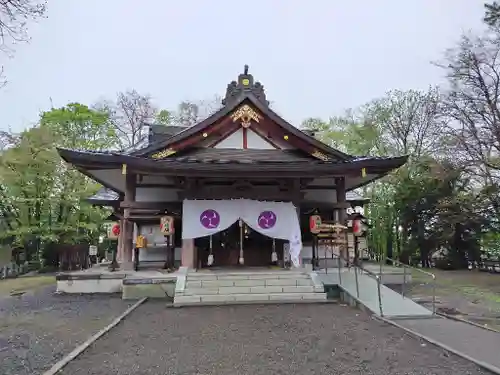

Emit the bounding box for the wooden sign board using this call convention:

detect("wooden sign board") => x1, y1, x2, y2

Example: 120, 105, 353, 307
160, 216, 175, 235
89, 245, 98, 256
315, 222, 348, 245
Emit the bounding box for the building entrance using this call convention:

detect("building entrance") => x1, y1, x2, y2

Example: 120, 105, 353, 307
196, 221, 281, 268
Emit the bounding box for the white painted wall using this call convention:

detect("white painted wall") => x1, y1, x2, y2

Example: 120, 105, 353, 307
246, 129, 277, 149
133, 224, 181, 262
250, 127, 293, 149
214, 128, 281, 150
214, 129, 243, 148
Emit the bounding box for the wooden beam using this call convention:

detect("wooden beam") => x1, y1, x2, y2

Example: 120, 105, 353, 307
136, 183, 178, 188
120, 201, 182, 210
304, 185, 337, 190
168, 115, 235, 150
242, 127, 248, 149
179, 186, 304, 201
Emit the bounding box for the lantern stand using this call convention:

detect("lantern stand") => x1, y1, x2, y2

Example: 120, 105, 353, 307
350, 213, 366, 269
160, 215, 175, 271
134, 246, 139, 271
163, 234, 175, 271
169, 234, 174, 270
108, 223, 121, 272
134, 235, 147, 272
108, 249, 119, 272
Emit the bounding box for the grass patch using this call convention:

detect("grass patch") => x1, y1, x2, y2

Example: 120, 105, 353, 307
0, 275, 55, 296
457, 285, 500, 304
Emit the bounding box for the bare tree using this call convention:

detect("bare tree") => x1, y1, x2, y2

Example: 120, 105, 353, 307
439, 33, 500, 183
174, 96, 222, 127
361, 88, 446, 159
0, 0, 47, 85
97, 90, 158, 149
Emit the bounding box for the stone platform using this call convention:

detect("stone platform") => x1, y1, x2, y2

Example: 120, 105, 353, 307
173, 268, 327, 307
56, 266, 178, 296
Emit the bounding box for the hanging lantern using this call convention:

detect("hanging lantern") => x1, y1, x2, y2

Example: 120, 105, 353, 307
160, 216, 175, 235
207, 235, 214, 266
309, 215, 322, 234
271, 238, 278, 263
352, 218, 363, 236
108, 223, 120, 239
136, 235, 148, 249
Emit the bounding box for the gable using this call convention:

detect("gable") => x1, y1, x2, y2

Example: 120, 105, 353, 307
214, 128, 278, 150
136, 67, 353, 162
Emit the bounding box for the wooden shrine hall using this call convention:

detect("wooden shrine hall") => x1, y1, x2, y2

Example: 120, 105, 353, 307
57, 66, 407, 270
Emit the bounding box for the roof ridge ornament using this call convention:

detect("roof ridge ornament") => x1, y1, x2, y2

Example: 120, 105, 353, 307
222, 65, 269, 107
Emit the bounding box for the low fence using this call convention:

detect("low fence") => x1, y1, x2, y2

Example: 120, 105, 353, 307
0, 262, 30, 280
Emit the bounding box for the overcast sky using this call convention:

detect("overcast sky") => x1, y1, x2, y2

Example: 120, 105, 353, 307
0, 0, 486, 132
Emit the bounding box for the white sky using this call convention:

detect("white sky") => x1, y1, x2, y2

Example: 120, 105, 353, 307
0, 0, 486, 131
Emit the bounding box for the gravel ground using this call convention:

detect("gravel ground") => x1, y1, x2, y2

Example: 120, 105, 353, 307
0, 286, 133, 375
61, 302, 490, 375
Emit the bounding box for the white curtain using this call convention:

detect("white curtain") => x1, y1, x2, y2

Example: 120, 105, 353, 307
182, 199, 302, 267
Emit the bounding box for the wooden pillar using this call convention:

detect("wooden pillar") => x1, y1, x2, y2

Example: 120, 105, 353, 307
181, 239, 196, 268
336, 177, 348, 260
122, 171, 136, 270
117, 218, 125, 262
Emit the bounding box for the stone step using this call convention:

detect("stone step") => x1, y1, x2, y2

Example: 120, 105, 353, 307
187, 272, 309, 281
174, 292, 327, 306
185, 278, 313, 288
182, 285, 320, 296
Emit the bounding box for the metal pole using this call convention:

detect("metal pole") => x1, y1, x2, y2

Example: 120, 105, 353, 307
377, 276, 383, 317
354, 264, 360, 298
402, 265, 406, 298
337, 255, 342, 285
379, 247, 383, 276
432, 275, 436, 315
312, 235, 316, 270
324, 242, 327, 274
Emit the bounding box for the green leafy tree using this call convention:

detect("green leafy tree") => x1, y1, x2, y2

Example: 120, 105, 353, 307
0, 103, 116, 265
156, 109, 173, 126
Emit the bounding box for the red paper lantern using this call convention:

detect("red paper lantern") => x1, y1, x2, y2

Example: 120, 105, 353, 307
352, 219, 362, 236
111, 224, 120, 236
309, 215, 322, 234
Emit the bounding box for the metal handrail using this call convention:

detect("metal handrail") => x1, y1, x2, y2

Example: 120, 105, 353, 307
331, 253, 384, 317
385, 257, 436, 314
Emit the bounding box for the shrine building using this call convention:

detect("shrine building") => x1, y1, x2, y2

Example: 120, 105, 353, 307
57, 66, 407, 270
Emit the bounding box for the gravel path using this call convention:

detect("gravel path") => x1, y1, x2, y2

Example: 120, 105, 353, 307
0, 286, 133, 375
61, 302, 490, 375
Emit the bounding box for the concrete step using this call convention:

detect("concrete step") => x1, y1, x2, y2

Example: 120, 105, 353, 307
182, 285, 320, 296
185, 278, 313, 288
174, 292, 327, 306
187, 272, 309, 281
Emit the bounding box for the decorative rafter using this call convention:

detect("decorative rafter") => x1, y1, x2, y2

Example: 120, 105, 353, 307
151, 148, 176, 159
231, 104, 262, 128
